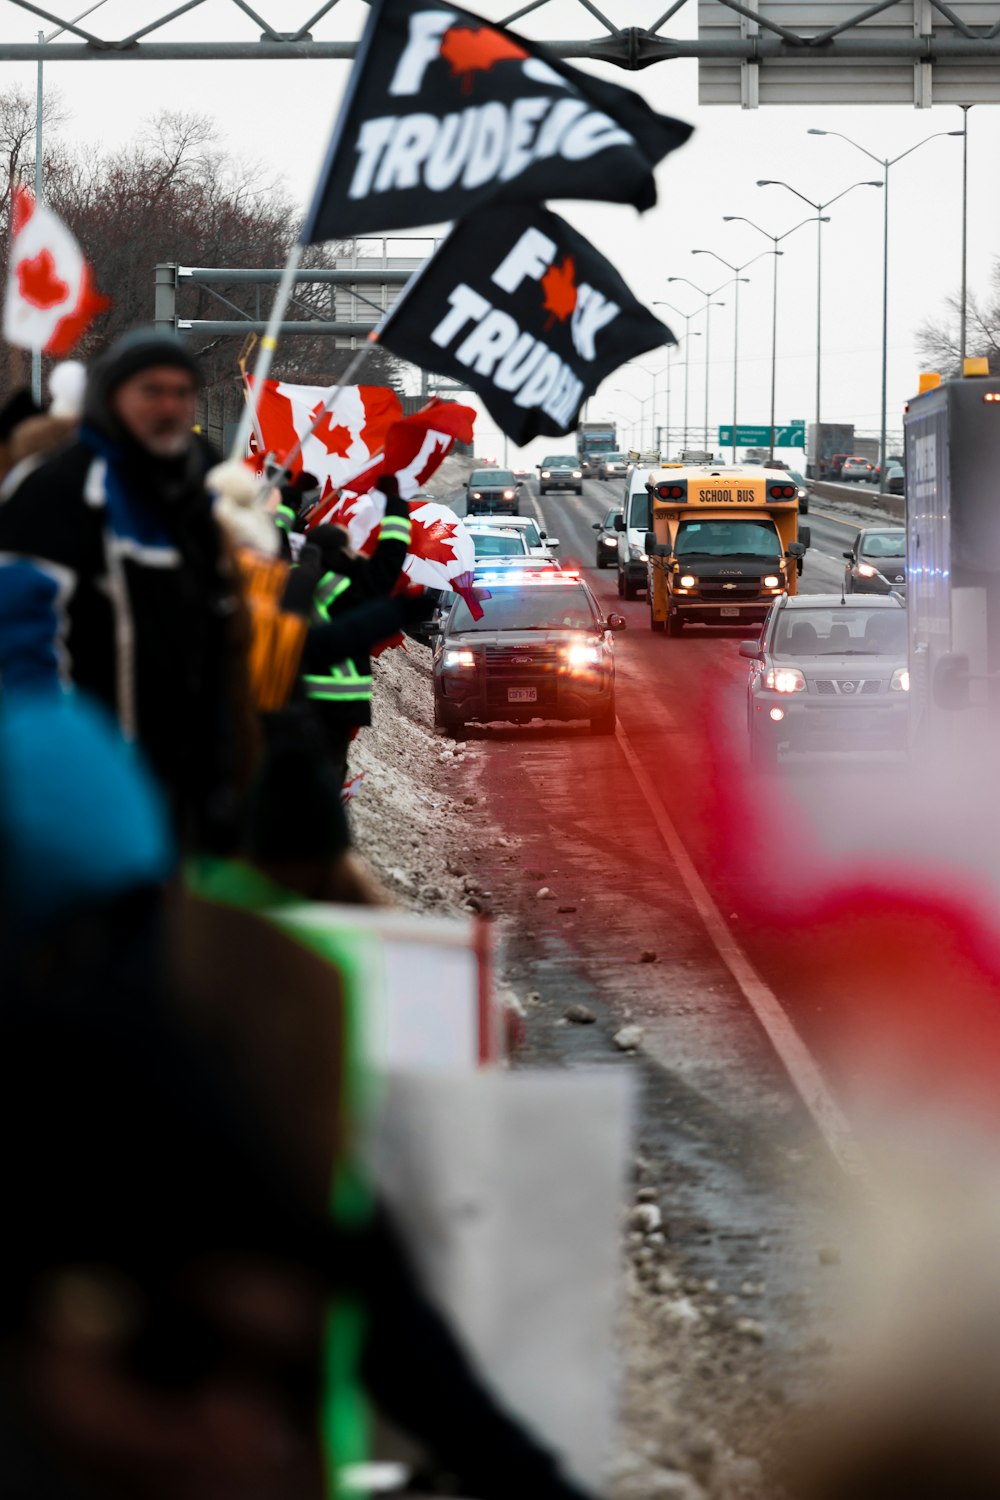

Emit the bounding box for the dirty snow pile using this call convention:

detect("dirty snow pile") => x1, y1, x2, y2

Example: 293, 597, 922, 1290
348, 637, 504, 911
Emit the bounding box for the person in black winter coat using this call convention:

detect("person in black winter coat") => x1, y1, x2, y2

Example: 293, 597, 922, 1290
0, 328, 251, 849
301, 474, 413, 782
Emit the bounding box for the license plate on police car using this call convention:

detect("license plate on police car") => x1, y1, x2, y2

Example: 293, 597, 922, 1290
720, 606, 740, 618
508, 687, 537, 703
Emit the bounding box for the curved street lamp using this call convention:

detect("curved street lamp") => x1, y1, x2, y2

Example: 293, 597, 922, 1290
758, 178, 882, 473
807, 126, 962, 479
723, 214, 829, 457
693, 248, 780, 461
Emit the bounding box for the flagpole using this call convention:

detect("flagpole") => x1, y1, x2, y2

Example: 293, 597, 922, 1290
228, 241, 304, 461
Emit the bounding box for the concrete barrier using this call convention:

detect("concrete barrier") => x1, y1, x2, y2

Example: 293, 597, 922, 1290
810, 480, 904, 521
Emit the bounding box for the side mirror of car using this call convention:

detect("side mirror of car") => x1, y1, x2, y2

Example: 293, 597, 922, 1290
613, 514, 625, 532
739, 640, 763, 660
842, 550, 854, 560
591, 521, 601, 530
607, 613, 627, 631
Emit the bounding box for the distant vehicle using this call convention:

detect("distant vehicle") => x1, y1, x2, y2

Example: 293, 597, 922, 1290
465, 514, 560, 559
512, 466, 531, 480
842, 527, 907, 596
841, 456, 878, 483
829, 453, 848, 479
466, 467, 519, 514
465, 525, 530, 559
538, 455, 583, 495
593, 506, 620, 567
807, 423, 854, 479
432, 570, 625, 738
885, 463, 905, 495
740, 593, 909, 768
576, 420, 617, 477
615, 466, 653, 599
597, 452, 629, 481
786, 467, 810, 514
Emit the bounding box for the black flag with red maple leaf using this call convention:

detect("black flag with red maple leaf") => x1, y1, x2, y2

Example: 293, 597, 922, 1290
378, 203, 673, 444
300, 0, 692, 243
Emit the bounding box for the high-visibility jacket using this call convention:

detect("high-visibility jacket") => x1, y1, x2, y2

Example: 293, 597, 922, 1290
302, 498, 411, 731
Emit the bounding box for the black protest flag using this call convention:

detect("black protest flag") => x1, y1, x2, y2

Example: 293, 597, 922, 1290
300, 0, 692, 243
378, 204, 674, 445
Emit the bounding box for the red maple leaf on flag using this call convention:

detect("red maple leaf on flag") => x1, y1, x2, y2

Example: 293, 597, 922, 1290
17, 248, 69, 310
310, 402, 354, 458
541, 256, 577, 332
408, 510, 459, 566
440, 24, 529, 92
44, 263, 111, 356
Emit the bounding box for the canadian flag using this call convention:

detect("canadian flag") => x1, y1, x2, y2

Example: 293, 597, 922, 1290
3, 188, 109, 355
250, 378, 403, 495
310, 399, 482, 617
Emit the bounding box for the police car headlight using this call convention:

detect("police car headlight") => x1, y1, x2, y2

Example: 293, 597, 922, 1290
444, 649, 475, 668
565, 642, 601, 668
891, 668, 910, 692
679, 574, 697, 589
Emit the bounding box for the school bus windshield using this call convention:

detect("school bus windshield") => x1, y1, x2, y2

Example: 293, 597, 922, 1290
674, 518, 782, 560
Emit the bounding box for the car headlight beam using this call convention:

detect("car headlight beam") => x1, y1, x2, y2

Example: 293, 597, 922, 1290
444, 648, 475, 668
891, 667, 910, 692
679, 574, 696, 589
764, 667, 806, 694
564, 642, 601, 668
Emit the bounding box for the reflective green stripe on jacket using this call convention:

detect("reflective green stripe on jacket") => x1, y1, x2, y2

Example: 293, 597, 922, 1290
378, 516, 412, 546
303, 662, 373, 703
313, 571, 351, 624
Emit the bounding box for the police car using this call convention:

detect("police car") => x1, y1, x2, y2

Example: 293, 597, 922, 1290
432, 570, 625, 738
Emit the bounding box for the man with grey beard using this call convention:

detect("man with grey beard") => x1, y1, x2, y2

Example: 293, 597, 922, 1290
0, 329, 254, 849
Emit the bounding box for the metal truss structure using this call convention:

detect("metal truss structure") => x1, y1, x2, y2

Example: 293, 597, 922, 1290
1, 0, 999, 101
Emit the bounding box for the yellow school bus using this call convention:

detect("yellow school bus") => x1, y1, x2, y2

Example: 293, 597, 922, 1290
643, 465, 810, 637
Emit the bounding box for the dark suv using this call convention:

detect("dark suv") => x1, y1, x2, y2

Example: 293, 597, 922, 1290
432, 572, 625, 737
538, 455, 583, 495
466, 468, 519, 515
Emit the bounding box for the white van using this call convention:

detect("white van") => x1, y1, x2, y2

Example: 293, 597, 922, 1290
614, 466, 652, 600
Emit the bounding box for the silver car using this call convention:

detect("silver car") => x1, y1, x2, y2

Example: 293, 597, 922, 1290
741, 594, 908, 768
843, 527, 907, 596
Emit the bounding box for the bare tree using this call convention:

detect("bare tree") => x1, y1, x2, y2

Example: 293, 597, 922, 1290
916, 273, 1000, 379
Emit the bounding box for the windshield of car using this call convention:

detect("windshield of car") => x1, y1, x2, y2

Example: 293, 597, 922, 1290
517, 520, 542, 546
628, 490, 651, 529
860, 531, 906, 559
470, 533, 527, 556
450, 583, 598, 633
582, 436, 615, 453
541, 455, 577, 467
674, 518, 781, 559
605, 453, 627, 463
787, 470, 806, 487
470, 469, 514, 486
602, 508, 617, 528
773, 607, 906, 657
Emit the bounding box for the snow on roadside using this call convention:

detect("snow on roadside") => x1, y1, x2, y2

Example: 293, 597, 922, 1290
347, 636, 517, 912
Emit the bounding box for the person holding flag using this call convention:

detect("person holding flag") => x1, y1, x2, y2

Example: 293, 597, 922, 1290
302, 474, 414, 785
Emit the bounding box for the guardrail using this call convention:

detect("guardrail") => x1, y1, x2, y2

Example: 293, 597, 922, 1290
809, 480, 904, 521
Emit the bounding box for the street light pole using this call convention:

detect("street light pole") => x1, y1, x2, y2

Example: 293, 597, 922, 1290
758, 178, 882, 476
960, 105, 971, 363
654, 302, 705, 456
723, 213, 828, 458
807, 127, 961, 477
667, 276, 745, 455
692, 248, 776, 461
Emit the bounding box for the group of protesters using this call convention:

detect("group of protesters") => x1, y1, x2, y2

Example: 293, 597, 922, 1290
0, 328, 600, 1500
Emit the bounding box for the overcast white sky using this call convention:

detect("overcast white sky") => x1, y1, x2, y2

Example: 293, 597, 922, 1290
1, 0, 995, 466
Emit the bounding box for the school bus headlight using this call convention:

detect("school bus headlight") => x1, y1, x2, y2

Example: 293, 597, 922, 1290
679, 574, 696, 588
765, 667, 805, 694
891, 668, 910, 692
763, 574, 779, 588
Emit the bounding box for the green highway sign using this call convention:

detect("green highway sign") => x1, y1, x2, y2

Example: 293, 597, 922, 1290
718, 423, 806, 447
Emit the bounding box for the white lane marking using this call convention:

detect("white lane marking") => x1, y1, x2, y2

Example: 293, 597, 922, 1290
613, 718, 868, 1181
